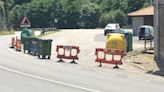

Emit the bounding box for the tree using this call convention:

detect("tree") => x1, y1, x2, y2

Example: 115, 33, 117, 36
99, 12, 115, 27
79, 2, 101, 28
128, 0, 152, 12
14, 0, 31, 5
114, 9, 127, 27
5, 0, 153, 29
61, 0, 81, 28
9, 4, 27, 28
99, 9, 127, 27
25, 0, 54, 27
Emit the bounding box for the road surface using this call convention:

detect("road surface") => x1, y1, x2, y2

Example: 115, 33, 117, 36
0, 30, 163, 92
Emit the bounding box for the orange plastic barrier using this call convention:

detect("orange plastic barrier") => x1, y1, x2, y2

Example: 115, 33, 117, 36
10, 37, 15, 48
56, 45, 80, 64
95, 48, 125, 68
16, 37, 21, 51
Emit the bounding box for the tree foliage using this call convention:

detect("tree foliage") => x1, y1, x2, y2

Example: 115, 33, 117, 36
0, 0, 152, 29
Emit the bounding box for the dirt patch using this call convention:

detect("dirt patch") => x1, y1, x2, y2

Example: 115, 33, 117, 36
124, 49, 164, 74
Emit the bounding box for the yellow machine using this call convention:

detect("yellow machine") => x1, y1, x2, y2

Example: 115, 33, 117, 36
106, 33, 126, 51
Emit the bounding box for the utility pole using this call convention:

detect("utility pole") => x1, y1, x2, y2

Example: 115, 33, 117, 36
154, 0, 159, 61
154, 0, 164, 62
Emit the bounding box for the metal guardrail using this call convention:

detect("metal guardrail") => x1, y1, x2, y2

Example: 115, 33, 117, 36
31, 28, 57, 35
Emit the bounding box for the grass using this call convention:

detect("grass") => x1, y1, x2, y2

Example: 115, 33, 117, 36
0, 31, 15, 35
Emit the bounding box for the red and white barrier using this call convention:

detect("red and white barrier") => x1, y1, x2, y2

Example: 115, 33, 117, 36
56, 45, 80, 64
95, 48, 125, 68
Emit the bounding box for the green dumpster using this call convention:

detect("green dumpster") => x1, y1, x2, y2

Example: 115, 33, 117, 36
23, 37, 31, 53
38, 39, 52, 59
30, 38, 39, 56
121, 30, 133, 52
126, 31, 133, 52
21, 28, 31, 44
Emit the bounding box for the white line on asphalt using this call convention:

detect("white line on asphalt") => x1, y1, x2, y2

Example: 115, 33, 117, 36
0, 65, 100, 92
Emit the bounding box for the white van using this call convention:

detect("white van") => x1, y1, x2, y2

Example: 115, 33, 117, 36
104, 23, 120, 36
138, 25, 154, 40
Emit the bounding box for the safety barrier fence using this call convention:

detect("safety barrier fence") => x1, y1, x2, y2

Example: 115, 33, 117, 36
56, 45, 80, 64
10, 37, 126, 68
95, 48, 125, 68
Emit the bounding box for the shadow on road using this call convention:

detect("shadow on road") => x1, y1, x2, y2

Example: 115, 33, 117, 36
148, 62, 164, 77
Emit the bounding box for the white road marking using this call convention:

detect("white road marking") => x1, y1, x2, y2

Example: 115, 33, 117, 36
0, 65, 100, 92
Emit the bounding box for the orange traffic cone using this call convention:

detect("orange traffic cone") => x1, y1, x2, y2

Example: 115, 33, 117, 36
16, 38, 21, 51
10, 37, 15, 48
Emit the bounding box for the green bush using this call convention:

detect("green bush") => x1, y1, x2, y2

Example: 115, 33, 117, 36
99, 12, 115, 27
99, 9, 127, 27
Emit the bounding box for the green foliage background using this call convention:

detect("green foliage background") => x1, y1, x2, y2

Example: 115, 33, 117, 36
0, 0, 152, 29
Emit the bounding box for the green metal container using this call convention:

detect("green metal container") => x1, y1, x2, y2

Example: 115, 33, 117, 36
30, 38, 39, 56
21, 28, 31, 44
23, 37, 31, 53
126, 31, 133, 52
38, 39, 52, 59
122, 30, 133, 52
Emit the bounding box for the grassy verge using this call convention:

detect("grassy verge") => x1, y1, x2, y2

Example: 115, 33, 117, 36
0, 31, 15, 35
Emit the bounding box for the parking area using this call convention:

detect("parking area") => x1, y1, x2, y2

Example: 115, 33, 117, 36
38, 29, 153, 68
11, 29, 159, 78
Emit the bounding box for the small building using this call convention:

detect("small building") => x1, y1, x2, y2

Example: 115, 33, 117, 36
128, 6, 154, 36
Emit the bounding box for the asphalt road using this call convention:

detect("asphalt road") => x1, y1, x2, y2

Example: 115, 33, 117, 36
0, 30, 163, 92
